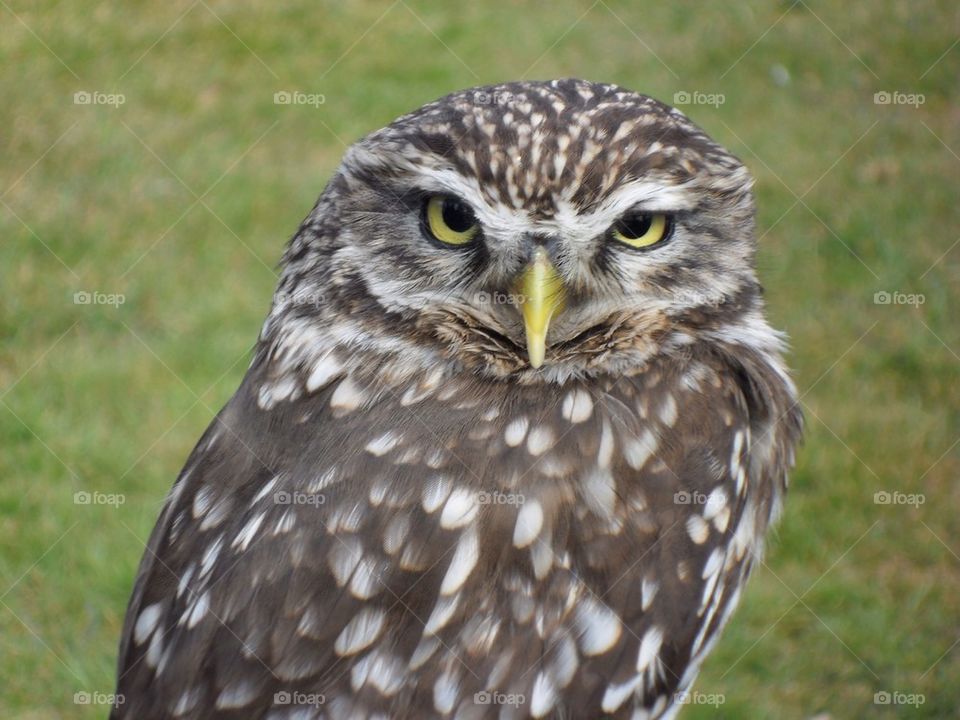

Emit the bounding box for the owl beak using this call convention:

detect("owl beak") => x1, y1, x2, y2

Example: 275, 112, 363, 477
518, 248, 566, 369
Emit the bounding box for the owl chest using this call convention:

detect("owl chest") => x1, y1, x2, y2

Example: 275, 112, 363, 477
302, 376, 708, 554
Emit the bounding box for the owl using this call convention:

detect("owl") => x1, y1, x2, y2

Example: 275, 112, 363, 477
113, 79, 802, 719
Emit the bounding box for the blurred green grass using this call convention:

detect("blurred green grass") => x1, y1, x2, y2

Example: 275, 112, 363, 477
2, 1, 959, 717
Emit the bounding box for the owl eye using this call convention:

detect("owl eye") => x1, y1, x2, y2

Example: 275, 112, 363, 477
423, 195, 480, 246
610, 212, 673, 249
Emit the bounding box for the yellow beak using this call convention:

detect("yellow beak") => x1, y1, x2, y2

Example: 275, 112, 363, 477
518, 248, 566, 369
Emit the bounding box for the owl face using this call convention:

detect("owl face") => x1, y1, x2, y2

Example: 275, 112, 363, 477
277, 79, 761, 381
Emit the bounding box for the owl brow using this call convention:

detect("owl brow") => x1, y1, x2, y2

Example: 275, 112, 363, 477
611, 205, 693, 227
359, 162, 479, 213
347, 157, 447, 211
594, 180, 699, 217
346, 183, 423, 217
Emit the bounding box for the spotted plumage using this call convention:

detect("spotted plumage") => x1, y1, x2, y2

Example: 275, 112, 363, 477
114, 79, 802, 719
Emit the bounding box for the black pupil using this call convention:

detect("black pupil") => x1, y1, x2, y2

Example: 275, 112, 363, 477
442, 199, 474, 233
617, 213, 653, 239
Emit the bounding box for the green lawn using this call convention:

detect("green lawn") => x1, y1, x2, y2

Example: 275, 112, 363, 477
2, 1, 958, 717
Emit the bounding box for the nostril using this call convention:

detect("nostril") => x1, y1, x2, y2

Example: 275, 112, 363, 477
514, 235, 564, 276
525, 233, 557, 247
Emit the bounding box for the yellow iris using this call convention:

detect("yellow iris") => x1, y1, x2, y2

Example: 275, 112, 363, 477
611, 213, 670, 249
425, 196, 479, 245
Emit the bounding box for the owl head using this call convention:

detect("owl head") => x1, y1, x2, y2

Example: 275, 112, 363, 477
266, 79, 764, 384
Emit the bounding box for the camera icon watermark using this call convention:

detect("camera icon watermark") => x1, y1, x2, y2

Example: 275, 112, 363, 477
274, 490, 325, 507
74, 290, 125, 307
74, 490, 125, 507
673, 90, 725, 108
73, 90, 125, 107
74, 691, 124, 706
473, 91, 515, 106
874, 690, 925, 706
674, 490, 706, 506
669, 289, 729, 307
475, 290, 526, 307
474, 691, 526, 707
873, 290, 924, 306
478, 490, 525, 506
273, 90, 326, 107
675, 690, 725, 707
873, 490, 924, 508
873, 91, 925, 108
273, 690, 325, 706
274, 290, 325, 310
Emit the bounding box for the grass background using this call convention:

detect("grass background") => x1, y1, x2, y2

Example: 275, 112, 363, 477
2, 1, 958, 717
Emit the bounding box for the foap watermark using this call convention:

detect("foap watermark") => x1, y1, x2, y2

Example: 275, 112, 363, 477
874, 690, 925, 707
273, 90, 325, 108
74, 691, 124, 706
74, 490, 125, 507
473, 90, 515, 106
874, 490, 924, 508
674, 490, 707, 505
674, 490, 726, 517
675, 690, 725, 707
673, 90, 725, 108
74, 90, 125, 107
273, 691, 325, 707
478, 490, 525, 506
74, 290, 125, 307
274, 290, 325, 310
474, 691, 526, 707
873, 290, 924, 307
874, 91, 925, 108
274, 490, 326, 507
475, 290, 526, 307
668, 289, 729, 307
